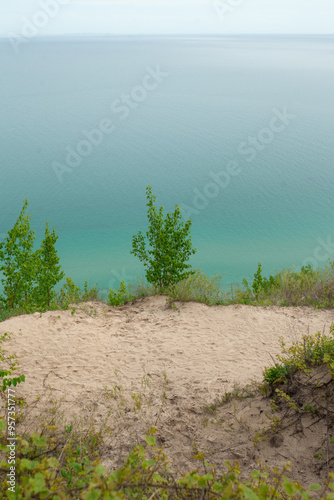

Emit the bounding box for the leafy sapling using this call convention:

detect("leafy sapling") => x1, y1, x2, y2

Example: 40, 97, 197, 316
0, 199, 36, 308
108, 280, 135, 306
252, 262, 278, 300
33, 222, 64, 307
130, 185, 197, 292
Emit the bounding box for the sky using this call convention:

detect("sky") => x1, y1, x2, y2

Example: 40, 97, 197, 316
1, 0, 334, 36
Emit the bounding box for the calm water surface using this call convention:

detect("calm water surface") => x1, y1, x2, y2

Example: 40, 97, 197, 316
1, 35, 333, 292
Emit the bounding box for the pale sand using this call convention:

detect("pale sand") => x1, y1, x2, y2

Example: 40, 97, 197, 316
1, 296, 333, 407
1, 296, 334, 484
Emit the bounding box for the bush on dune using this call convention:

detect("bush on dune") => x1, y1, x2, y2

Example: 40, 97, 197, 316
227, 261, 334, 308
0, 200, 64, 312
130, 185, 197, 293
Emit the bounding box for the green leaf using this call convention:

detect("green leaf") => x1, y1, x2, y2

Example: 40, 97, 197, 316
143, 459, 156, 468
6, 491, 16, 500
32, 434, 47, 447
283, 477, 295, 495
239, 485, 260, 500
73, 462, 82, 473
258, 484, 270, 497
20, 458, 38, 470
145, 435, 156, 447
85, 489, 102, 500
47, 456, 59, 468
101, 493, 115, 500
251, 470, 260, 479
309, 484, 321, 490
153, 472, 165, 483
95, 464, 106, 476
197, 474, 214, 486
29, 472, 46, 493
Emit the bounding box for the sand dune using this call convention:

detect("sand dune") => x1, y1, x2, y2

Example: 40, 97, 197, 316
2, 296, 333, 408
1, 296, 334, 486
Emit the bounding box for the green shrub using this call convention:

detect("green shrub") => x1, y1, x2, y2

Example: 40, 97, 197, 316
228, 260, 334, 308
0, 200, 36, 309
0, 200, 64, 311
1, 420, 333, 499
263, 362, 297, 386
0, 333, 25, 391
263, 325, 334, 389
32, 222, 64, 308
108, 280, 135, 306
164, 268, 224, 305
56, 277, 82, 309
81, 281, 99, 302
275, 326, 334, 376
127, 276, 158, 299
130, 185, 197, 291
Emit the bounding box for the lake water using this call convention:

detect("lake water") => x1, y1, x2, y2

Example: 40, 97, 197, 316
1, 35, 334, 293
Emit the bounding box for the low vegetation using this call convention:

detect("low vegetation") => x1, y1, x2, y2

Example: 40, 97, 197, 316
2, 189, 334, 318
107, 259, 334, 310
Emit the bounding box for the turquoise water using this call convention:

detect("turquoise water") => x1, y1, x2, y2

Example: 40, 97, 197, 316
1, 35, 334, 292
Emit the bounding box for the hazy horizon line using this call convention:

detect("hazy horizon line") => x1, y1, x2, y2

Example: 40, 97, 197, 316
1, 33, 333, 38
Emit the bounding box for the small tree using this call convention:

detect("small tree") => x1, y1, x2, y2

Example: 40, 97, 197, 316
130, 186, 197, 292
0, 199, 36, 308
33, 222, 64, 307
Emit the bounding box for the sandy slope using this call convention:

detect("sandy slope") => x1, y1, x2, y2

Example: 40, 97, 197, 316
1, 296, 333, 406
1, 296, 334, 487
